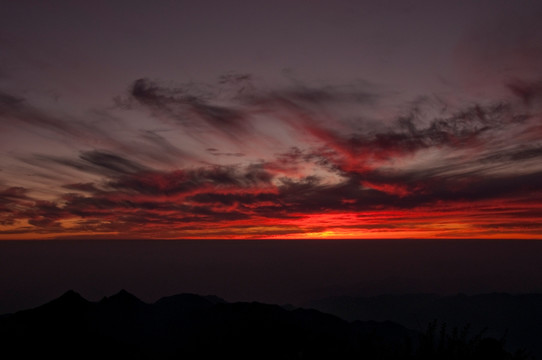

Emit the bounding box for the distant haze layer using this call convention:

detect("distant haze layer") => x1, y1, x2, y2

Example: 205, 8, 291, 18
1, 239, 541, 314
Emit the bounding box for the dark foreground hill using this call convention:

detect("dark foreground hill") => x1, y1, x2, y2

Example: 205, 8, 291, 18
0, 290, 526, 360
307, 293, 542, 359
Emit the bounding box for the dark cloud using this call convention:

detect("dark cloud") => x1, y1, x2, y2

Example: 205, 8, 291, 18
263, 158, 542, 216
3, 156, 542, 235
244, 82, 378, 108
0, 186, 29, 200
21, 200, 65, 228
0, 90, 25, 111
122, 76, 382, 149
319, 101, 521, 167
110, 163, 272, 196
0, 90, 77, 135
188, 192, 277, 207
1, 87, 192, 172
0, 89, 127, 150
129, 78, 248, 137
480, 146, 542, 163
3, 76, 542, 237
130, 78, 164, 105
61, 194, 125, 217
218, 73, 253, 86
0, 187, 31, 225
62, 182, 101, 193
138, 130, 187, 163
506, 79, 542, 105
206, 148, 245, 157
60, 191, 250, 227
32, 150, 148, 178
79, 150, 147, 175
3, 147, 278, 231
182, 172, 386, 216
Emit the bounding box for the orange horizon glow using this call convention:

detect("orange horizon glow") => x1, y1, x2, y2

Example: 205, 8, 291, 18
2, 205, 541, 240
2, 76, 542, 240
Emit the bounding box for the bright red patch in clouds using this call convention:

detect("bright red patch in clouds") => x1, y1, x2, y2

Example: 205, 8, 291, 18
2, 2, 542, 240
2, 75, 542, 240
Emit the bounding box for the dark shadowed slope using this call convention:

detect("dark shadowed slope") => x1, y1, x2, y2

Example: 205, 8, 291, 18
307, 293, 542, 359
0, 290, 525, 360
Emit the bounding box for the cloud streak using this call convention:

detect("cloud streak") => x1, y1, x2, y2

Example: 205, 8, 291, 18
1, 75, 542, 239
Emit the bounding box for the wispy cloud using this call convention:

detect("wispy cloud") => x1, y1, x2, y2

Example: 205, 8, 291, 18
1, 74, 542, 238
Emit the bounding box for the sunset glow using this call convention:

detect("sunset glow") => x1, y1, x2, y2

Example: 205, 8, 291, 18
1, 1, 542, 240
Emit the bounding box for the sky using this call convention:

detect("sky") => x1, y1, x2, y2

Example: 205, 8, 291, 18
1, 0, 542, 239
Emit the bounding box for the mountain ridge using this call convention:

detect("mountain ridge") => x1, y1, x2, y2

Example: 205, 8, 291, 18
0, 290, 528, 359
306, 292, 542, 359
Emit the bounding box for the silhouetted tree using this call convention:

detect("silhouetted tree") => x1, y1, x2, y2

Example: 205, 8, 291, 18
414, 320, 530, 360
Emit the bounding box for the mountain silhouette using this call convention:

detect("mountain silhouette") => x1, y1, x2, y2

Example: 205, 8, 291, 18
101, 289, 145, 306
0, 290, 525, 359
306, 293, 541, 359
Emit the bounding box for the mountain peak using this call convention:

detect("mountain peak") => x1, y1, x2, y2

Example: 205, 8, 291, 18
116, 289, 134, 297
60, 289, 83, 299
38, 289, 89, 311
53, 289, 87, 304
101, 289, 144, 306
